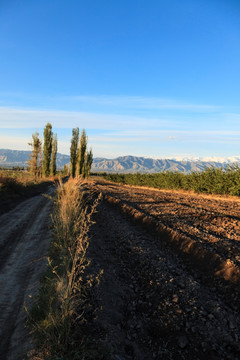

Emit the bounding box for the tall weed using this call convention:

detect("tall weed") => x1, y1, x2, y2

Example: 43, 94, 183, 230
27, 178, 101, 359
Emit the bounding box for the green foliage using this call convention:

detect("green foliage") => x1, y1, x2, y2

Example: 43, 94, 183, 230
71, 128, 93, 178
104, 164, 240, 197
86, 148, 93, 178
76, 129, 87, 177
63, 164, 69, 176
43, 123, 53, 177
28, 132, 42, 179
70, 127, 79, 178
50, 134, 58, 176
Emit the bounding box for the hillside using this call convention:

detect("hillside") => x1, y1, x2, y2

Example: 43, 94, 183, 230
0, 149, 239, 173
92, 155, 234, 173
0, 149, 70, 169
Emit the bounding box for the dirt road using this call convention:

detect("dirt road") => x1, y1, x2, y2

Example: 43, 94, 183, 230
84, 182, 240, 359
0, 186, 54, 360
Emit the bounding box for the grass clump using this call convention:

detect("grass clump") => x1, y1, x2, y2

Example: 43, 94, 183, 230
27, 178, 102, 359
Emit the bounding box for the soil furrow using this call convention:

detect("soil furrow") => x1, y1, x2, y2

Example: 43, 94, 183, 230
94, 180, 240, 270
86, 199, 240, 359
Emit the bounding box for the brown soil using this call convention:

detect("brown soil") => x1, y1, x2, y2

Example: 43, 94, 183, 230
85, 197, 240, 359
94, 180, 240, 283
80, 179, 240, 359
0, 185, 54, 360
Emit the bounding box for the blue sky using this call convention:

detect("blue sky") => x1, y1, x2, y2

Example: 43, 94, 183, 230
0, 0, 240, 158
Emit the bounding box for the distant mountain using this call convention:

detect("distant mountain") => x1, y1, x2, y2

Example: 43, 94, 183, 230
0, 149, 70, 168
166, 155, 240, 163
92, 155, 239, 173
0, 150, 239, 173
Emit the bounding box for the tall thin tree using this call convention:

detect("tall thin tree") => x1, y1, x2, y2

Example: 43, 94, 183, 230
85, 148, 93, 178
43, 123, 53, 177
70, 127, 79, 178
28, 132, 42, 179
76, 129, 87, 177
50, 134, 58, 176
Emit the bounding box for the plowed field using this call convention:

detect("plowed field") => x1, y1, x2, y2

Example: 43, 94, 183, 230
94, 179, 240, 282
84, 179, 240, 359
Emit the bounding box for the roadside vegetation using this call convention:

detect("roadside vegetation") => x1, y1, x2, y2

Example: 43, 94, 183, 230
27, 178, 103, 360
104, 164, 240, 196
0, 169, 58, 198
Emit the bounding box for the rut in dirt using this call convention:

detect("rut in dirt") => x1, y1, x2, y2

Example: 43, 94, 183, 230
0, 186, 54, 360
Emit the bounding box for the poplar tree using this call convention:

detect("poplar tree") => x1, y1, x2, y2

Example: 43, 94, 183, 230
70, 127, 79, 178
76, 129, 87, 177
86, 148, 93, 178
28, 132, 42, 179
50, 134, 58, 176
43, 123, 53, 177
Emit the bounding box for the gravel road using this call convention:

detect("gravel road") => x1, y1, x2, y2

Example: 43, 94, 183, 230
0, 186, 54, 360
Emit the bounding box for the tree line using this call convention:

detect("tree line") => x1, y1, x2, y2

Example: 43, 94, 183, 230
29, 124, 92, 179
105, 165, 240, 196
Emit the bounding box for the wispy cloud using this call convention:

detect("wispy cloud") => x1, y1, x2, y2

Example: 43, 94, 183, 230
0, 135, 31, 150
71, 95, 220, 111
0, 106, 177, 129
0, 101, 240, 157
0, 92, 221, 112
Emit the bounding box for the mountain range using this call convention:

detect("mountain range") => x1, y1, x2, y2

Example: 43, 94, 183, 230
0, 149, 70, 169
0, 149, 239, 174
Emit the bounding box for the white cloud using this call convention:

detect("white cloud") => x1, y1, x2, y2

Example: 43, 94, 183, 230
0, 101, 240, 158
0, 92, 220, 112
0, 106, 177, 129
69, 95, 219, 111
0, 135, 31, 150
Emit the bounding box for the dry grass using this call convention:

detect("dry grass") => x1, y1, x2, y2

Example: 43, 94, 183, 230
27, 178, 102, 359
0, 170, 60, 202
0, 170, 59, 185
0, 170, 37, 185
